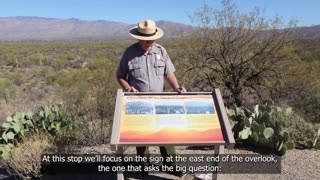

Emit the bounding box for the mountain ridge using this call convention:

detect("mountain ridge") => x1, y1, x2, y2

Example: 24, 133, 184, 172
0, 16, 319, 41
0, 16, 195, 41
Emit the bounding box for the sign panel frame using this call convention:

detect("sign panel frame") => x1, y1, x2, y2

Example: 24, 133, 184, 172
110, 89, 234, 150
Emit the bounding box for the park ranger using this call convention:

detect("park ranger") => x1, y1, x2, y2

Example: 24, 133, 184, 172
116, 19, 186, 176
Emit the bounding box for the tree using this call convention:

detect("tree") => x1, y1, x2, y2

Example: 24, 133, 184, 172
180, 0, 296, 106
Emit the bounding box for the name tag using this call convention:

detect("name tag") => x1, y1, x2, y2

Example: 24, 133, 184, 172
156, 54, 161, 60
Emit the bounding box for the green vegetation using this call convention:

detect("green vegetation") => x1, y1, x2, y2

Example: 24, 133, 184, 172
227, 101, 319, 155
0, 112, 34, 159
175, 0, 296, 106
0, 103, 86, 160
0, 78, 16, 104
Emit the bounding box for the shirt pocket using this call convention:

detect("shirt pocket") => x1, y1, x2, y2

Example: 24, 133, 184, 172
128, 59, 143, 78
154, 59, 166, 76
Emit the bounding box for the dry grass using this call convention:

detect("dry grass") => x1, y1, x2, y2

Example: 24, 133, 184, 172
4, 132, 55, 179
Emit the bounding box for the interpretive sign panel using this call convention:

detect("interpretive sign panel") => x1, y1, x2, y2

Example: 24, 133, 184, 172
111, 89, 234, 149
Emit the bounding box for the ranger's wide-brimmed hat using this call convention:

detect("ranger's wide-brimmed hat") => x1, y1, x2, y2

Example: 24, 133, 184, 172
129, 19, 164, 40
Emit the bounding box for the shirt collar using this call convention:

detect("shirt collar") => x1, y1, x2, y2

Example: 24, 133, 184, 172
148, 44, 157, 54
136, 43, 157, 55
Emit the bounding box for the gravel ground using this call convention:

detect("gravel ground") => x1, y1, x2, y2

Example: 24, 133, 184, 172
66, 145, 320, 180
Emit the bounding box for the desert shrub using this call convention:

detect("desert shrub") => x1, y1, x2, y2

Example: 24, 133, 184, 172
57, 53, 77, 61
54, 69, 90, 87
51, 58, 67, 70
282, 113, 320, 149
179, 0, 296, 106
5, 132, 54, 179
0, 78, 17, 104
5, 72, 23, 86
56, 85, 114, 145
32, 103, 88, 146
78, 47, 89, 57
58, 58, 118, 144
39, 66, 55, 84
42, 68, 89, 86
87, 57, 113, 70
291, 91, 320, 124
28, 53, 42, 66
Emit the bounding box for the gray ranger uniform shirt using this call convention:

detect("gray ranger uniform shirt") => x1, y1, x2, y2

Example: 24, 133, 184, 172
117, 42, 175, 92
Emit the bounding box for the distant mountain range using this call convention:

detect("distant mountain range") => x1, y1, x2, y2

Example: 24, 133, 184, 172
0, 16, 319, 41
0, 16, 195, 41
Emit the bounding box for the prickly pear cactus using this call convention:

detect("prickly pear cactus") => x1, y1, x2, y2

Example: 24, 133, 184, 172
228, 102, 295, 155
0, 112, 34, 159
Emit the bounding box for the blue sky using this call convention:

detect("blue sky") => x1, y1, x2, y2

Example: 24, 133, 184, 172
0, 0, 319, 26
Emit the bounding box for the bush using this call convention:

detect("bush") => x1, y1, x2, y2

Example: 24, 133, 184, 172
57, 53, 76, 61
0, 78, 16, 104
39, 66, 55, 84
5, 132, 54, 179
57, 58, 118, 145
53, 69, 90, 87
283, 113, 320, 149
87, 57, 113, 70
6, 72, 23, 86
28, 53, 42, 66
292, 91, 320, 124
51, 58, 67, 70
32, 103, 88, 146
